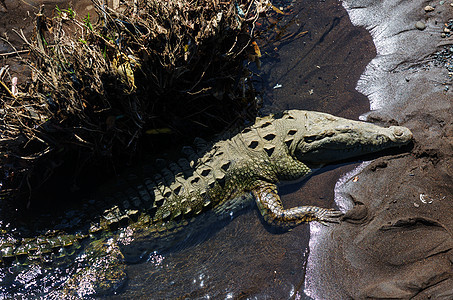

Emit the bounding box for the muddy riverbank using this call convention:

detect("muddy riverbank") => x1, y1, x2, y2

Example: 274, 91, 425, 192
306, 0, 453, 298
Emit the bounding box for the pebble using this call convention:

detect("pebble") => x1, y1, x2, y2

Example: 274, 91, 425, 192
415, 21, 426, 30
424, 5, 434, 12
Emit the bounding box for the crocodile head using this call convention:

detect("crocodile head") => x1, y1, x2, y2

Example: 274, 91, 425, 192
286, 110, 413, 165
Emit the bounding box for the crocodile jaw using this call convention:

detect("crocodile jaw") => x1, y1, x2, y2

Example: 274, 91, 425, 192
293, 115, 413, 164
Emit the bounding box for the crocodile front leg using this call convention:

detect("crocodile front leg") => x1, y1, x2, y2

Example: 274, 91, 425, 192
252, 182, 343, 227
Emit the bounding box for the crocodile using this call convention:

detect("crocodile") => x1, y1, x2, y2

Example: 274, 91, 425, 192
0, 110, 413, 296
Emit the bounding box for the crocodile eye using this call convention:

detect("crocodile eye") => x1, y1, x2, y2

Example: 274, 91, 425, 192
394, 128, 403, 136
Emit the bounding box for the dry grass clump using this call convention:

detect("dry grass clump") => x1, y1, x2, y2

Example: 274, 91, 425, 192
0, 0, 266, 207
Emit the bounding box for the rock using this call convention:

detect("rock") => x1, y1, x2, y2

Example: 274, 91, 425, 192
424, 5, 434, 12
415, 21, 426, 30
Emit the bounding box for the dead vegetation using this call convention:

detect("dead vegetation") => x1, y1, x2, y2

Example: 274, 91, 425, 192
0, 0, 267, 208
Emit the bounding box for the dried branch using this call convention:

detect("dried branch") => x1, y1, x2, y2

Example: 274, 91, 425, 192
0, 0, 265, 204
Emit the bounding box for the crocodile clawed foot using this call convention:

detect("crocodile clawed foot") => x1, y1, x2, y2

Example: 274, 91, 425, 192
316, 209, 344, 226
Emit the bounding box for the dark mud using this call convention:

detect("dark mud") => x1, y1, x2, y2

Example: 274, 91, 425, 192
307, 102, 453, 299
306, 0, 453, 298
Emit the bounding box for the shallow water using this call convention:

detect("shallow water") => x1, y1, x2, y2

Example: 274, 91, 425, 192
0, 0, 375, 298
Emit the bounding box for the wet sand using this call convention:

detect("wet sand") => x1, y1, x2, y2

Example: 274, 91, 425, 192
306, 0, 453, 298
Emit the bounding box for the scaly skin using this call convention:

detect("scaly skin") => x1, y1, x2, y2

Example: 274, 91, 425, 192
0, 110, 413, 295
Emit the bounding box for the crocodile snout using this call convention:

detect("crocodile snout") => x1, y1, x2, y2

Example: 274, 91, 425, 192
388, 126, 413, 144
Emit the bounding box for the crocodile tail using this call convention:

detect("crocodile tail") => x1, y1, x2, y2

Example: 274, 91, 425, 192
0, 232, 85, 265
